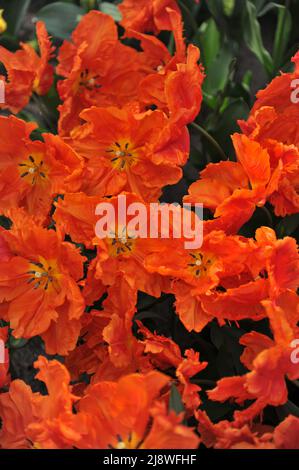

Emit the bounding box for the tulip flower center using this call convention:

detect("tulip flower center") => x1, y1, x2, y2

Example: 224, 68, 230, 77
106, 140, 138, 171
188, 251, 214, 277
27, 258, 61, 292
79, 68, 101, 91
19, 154, 47, 185
114, 432, 140, 449
106, 226, 136, 257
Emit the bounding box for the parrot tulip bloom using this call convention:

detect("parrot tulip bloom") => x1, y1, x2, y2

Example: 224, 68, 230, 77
66, 106, 188, 201
0, 116, 83, 222
0, 211, 86, 355
0, 21, 54, 113
0, 357, 199, 449
119, 0, 181, 34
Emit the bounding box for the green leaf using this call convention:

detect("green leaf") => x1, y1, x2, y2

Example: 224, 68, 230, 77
211, 98, 250, 156
206, 0, 225, 21
9, 337, 28, 349
272, 6, 292, 70
99, 2, 122, 22
222, 0, 235, 17
243, 0, 273, 76
169, 384, 185, 415
202, 41, 235, 108
250, 0, 268, 15
0, 0, 31, 35
36, 2, 84, 39
257, 1, 283, 17
195, 18, 220, 69
241, 70, 253, 94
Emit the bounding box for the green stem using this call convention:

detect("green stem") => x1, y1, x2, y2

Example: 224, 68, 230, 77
190, 122, 228, 161
168, 33, 175, 55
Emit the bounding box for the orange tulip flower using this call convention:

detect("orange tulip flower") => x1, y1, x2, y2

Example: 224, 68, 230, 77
0, 116, 83, 222
196, 410, 299, 449
66, 106, 187, 201
119, 0, 181, 34
185, 133, 299, 231
57, 11, 142, 135
240, 52, 299, 147
0, 21, 54, 113
0, 210, 86, 355
0, 356, 199, 449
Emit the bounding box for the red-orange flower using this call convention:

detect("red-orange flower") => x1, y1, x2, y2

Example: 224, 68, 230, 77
57, 11, 142, 135
240, 52, 299, 147
0, 116, 83, 222
0, 356, 84, 449
138, 323, 207, 410
0, 210, 86, 355
232, 52, 299, 217
57, 10, 203, 136
77, 370, 199, 449
0, 356, 199, 449
185, 133, 299, 230
0, 21, 54, 113
146, 230, 265, 332
66, 106, 187, 201
207, 287, 299, 425
119, 0, 181, 34
54, 192, 171, 296
137, 9, 204, 129
196, 410, 299, 449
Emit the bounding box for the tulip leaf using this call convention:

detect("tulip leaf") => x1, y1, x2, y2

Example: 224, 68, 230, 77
195, 18, 220, 69
36, 2, 84, 39
202, 41, 235, 108
206, 0, 225, 21
211, 98, 250, 157
243, 0, 273, 76
272, 5, 292, 70
9, 337, 28, 349
222, 0, 235, 17
99, 2, 122, 22
169, 384, 185, 415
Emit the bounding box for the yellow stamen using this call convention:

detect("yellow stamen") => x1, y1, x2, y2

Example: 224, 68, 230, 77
27, 257, 61, 292
106, 227, 136, 257
188, 251, 214, 277
106, 140, 138, 171
18, 154, 47, 185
